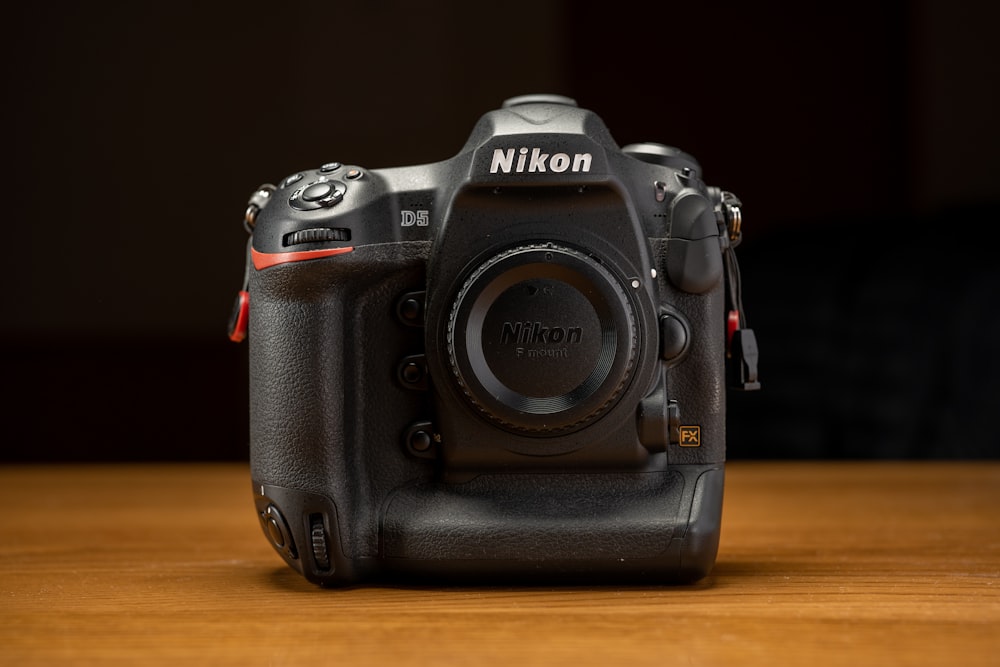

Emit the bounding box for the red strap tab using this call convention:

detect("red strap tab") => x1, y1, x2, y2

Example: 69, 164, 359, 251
726, 309, 740, 351
228, 291, 249, 343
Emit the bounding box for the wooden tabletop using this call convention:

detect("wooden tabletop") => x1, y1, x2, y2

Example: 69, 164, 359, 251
1, 462, 997, 666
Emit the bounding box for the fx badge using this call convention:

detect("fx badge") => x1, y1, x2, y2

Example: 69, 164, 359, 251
679, 426, 701, 447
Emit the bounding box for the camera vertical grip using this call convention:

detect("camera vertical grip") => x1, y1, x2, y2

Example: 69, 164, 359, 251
248, 244, 431, 585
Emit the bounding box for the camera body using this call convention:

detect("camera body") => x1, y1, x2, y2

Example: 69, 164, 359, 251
239, 95, 757, 586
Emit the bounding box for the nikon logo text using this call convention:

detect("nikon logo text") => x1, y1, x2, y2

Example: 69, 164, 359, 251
490, 148, 593, 174
500, 321, 583, 345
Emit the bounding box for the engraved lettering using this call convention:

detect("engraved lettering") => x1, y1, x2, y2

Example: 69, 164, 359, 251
400, 210, 430, 227
527, 348, 568, 359
490, 148, 515, 173
572, 152, 592, 172
501, 321, 521, 345
500, 321, 583, 346
549, 153, 570, 172
489, 148, 594, 174
516, 147, 529, 172
528, 148, 549, 172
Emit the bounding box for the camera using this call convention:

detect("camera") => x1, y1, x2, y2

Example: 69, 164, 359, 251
230, 95, 759, 586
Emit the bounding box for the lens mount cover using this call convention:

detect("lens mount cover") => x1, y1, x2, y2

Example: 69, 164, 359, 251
447, 243, 639, 435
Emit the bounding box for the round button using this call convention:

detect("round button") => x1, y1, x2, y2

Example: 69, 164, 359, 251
402, 362, 423, 384
345, 169, 363, 180
302, 182, 334, 202
266, 516, 285, 548
660, 313, 689, 362
399, 298, 421, 322
282, 172, 304, 188
261, 504, 294, 557
320, 162, 342, 173
409, 430, 432, 453
289, 181, 346, 211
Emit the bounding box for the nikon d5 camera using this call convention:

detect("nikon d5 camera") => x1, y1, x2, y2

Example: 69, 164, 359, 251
230, 94, 760, 587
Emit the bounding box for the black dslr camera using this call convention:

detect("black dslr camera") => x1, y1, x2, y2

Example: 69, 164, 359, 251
230, 95, 759, 587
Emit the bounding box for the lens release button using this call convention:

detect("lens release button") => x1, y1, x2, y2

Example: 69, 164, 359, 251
660, 314, 689, 363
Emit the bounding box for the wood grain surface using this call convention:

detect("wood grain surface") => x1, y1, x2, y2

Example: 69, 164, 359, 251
1, 462, 997, 666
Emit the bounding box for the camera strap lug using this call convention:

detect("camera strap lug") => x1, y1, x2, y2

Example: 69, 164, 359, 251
721, 191, 743, 246
243, 184, 276, 232
229, 184, 276, 343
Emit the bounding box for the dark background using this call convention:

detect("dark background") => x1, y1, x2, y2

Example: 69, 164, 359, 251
4, 1, 998, 461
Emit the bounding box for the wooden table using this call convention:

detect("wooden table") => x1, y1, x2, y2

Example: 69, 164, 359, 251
1, 462, 997, 665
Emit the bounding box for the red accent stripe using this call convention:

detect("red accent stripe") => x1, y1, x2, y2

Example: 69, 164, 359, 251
251, 246, 354, 270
